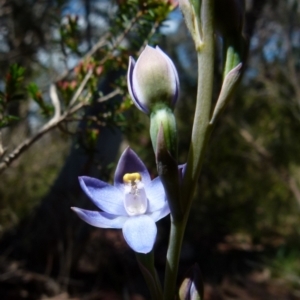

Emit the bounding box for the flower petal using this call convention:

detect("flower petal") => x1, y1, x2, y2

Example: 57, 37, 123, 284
155, 45, 179, 105
145, 176, 167, 212
79, 176, 127, 215
148, 201, 170, 222
71, 207, 127, 228
114, 147, 151, 189
178, 163, 187, 182
127, 56, 149, 113
122, 215, 157, 253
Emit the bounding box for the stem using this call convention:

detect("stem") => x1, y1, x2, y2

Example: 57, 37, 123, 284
163, 217, 185, 300
163, 1, 215, 298
181, 0, 215, 213
136, 251, 163, 300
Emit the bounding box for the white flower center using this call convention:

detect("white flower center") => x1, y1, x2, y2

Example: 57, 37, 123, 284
123, 173, 147, 216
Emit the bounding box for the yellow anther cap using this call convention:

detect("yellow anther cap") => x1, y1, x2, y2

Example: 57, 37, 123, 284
123, 172, 142, 184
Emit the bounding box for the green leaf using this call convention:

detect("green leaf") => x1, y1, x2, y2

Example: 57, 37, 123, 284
0, 115, 19, 128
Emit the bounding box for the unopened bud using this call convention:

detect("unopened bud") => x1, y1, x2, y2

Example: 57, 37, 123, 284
210, 63, 243, 124
179, 264, 204, 300
127, 45, 179, 114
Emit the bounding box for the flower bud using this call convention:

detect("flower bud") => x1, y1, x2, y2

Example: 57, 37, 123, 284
210, 63, 243, 124
179, 264, 204, 300
127, 45, 179, 114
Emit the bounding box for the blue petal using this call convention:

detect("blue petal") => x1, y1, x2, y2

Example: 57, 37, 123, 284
178, 163, 187, 181
145, 176, 167, 212
71, 207, 127, 228
148, 201, 170, 222
79, 176, 127, 216
122, 215, 157, 253
114, 148, 151, 189
127, 57, 149, 114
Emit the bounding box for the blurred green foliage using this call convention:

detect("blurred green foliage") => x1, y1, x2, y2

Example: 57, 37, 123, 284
0, 134, 69, 232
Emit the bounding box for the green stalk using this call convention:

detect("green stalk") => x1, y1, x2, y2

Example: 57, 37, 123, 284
181, 0, 215, 213
136, 251, 163, 300
163, 1, 215, 299
163, 217, 185, 300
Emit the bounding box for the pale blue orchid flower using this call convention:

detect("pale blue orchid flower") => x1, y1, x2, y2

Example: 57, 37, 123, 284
72, 147, 170, 254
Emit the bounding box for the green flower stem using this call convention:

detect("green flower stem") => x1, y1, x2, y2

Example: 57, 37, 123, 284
181, 0, 215, 213
163, 217, 185, 300
136, 251, 163, 300
163, 1, 215, 299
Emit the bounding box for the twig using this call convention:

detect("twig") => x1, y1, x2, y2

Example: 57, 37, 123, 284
140, 20, 160, 53
56, 33, 110, 82
68, 69, 93, 108
0, 89, 119, 174
97, 88, 121, 103
0, 9, 144, 173
109, 11, 143, 52
56, 10, 143, 82
49, 84, 61, 123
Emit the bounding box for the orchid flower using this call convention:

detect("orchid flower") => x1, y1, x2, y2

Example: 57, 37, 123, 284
72, 147, 170, 254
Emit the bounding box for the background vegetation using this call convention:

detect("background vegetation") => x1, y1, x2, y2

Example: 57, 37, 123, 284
0, 0, 300, 299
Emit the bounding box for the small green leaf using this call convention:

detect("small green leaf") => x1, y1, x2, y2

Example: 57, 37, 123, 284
0, 115, 19, 128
